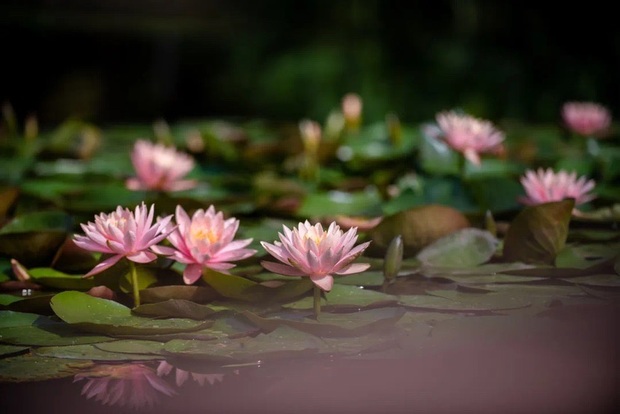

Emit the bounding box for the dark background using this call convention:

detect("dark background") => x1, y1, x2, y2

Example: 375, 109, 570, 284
1, 0, 618, 128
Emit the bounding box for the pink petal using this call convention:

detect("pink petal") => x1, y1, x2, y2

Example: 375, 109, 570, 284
261, 261, 306, 276
127, 251, 157, 263
310, 274, 334, 291
83, 255, 123, 278
335, 262, 371, 275
183, 264, 204, 284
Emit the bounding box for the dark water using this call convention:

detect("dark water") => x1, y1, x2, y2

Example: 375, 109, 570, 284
1, 304, 619, 414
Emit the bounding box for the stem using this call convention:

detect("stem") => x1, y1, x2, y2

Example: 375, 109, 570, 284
129, 261, 140, 307
313, 285, 321, 319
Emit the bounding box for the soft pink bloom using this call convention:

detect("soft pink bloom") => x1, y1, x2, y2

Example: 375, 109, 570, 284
155, 205, 256, 285
157, 361, 224, 387
561, 101, 611, 137
342, 93, 363, 124
73, 363, 176, 409
299, 119, 322, 154
519, 168, 596, 206
260, 221, 371, 292
435, 111, 505, 165
126, 139, 196, 192
73, 203, 174, 277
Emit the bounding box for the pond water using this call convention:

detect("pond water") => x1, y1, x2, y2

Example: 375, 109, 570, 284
1, 302, 618, 414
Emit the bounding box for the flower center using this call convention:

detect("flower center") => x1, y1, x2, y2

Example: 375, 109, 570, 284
190, 226, 219, 245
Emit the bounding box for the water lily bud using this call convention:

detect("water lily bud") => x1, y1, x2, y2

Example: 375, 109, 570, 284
10, 258, 30, 281
342, 93, 362, 131
24, 114, 38, 141
386, 113, 402, 147
485, 210, 497, 238
383, 235, 403, 282
299, 119, 322, 156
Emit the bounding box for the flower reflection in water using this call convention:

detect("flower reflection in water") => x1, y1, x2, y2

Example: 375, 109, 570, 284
157, 361, 229, 387
73, 363, 177, 409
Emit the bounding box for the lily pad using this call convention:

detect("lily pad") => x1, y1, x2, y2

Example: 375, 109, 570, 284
163, 325, 323, 363
239, 307, 405, 338
34, 344, 159, 361
282, 284, 398, 311
0, 354, 93, 382
50, 291, 211, 336
94, 339, 167, 355
132, 299, 221, 320
0, 344, 29, 359
398, 290, 531, 312
416, 228, 499, 267
502, 200, 574, 265
140, 285, 218, 304
27, 267, 96, 290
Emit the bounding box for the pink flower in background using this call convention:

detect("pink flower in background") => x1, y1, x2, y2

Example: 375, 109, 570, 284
73, 203, 174, 277
561, 101, 611, 137
435, 111, 505, 165
157, 205, 256, 285
157, 361, 225, 387
519, 168, 596, 206
126, 139, 197, 192
73, 363, 176, 409
342, 93, 363, 126
260, 221, 371, 292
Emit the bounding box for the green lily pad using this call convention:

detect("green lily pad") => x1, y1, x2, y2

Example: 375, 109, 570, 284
0, 354, 94, 382
502, 200, 574, 265
27, 267, 95, 290
297, 189, 383, 218
163, 325, 323, 363
563, 274, 620, 288
240, 307, 405, 338
367, 204, 470, 257
0, 210, 72, 266
416, 228, 499, 267
282, 284, 398, 311
94, 339, 167, 355
204, 269, 313, 303
0, 292, 56, 314
140, 285, 218, 304
398, 290, 531, 312
132, 299, 221, 320
34, 344, 160, 361
0, 344, 29, 359
555, 243, 620, 269
50, 291, 211, 336
335, 271, 387, 287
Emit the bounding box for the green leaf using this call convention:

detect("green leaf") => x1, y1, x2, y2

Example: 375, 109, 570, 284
34, 344, 159, 361
140, 285, 218, 304
94, 339, 167, 355
502, 200, 574, 265
398, 291, 531, 312
50, 291, 211, 336
0, 354, 93, 382
296, 189, 383, 218
132, 299, 220, 320
416, 228, 499, 267
0, 344, 29, 359
27, 267, 95, 290
240, 307, 405, 338
283, 284, 398, 311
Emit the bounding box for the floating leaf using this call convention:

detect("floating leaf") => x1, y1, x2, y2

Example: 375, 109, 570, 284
163, 325, 323, 363
502, 200, 574, 264
94, 340, 167, 356
0, 354, 93, 382
283, 284, 398, 311
50, 291, 211, 336
34, 344, 159, 361
0, 292, 56, 314
367, 204, 470, 257
416, 228, 499, 267
398, 290, 531, 312
140, 285, 218, 304
240, 307, 405, 338
27, 267, 95, 290
0, 344, 29, 359
297, 189, 383, 218
132, 299, 220, 320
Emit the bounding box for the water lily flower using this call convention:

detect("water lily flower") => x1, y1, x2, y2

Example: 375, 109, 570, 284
342, 93, 363, 129
156, 205, 256, 285
519, 168, 596, 206
435, 110, 505, 165
73, 202, 174, 277
126, 139, 197, 192
74, 363, 176, 409
157, 361, 225, 387
260, 221, 371, 292
561, 101, 611, 137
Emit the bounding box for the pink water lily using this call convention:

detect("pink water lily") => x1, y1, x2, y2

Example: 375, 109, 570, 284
126, 139, 196, 192
156, 205, 256, 285
435, 111, 505, 165
260, 221, 371, 292
561, 101, 611, 137
157, 361, 225, 387
73, 203, 174, 277
74, 363, 176, 409
519, 168, 596, 206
